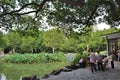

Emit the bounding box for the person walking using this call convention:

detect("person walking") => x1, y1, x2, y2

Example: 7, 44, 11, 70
89, 49, 97, 73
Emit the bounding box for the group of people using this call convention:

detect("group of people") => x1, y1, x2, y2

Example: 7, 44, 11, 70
79, 49, 116, 73
89, 49, 109, 73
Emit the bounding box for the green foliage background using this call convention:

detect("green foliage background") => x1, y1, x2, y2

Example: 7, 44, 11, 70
0, 27, 119, 54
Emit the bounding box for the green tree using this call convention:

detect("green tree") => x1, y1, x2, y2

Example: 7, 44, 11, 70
0, 31, 5, 51
78, 26, 93, 51
61, 37, 78, 53
31, 31, 44, 53
78, 27, 120, 52
20, 36, 35, 53
88, 31, 105, 51
43, 28, 65, 53
3, 32, 21, 53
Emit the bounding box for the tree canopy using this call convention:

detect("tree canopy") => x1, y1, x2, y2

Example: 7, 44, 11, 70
0, 0, 120, 31
0, 26, 120, 53
43, 28, 65, 53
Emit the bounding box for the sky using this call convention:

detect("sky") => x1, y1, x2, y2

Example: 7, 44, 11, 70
96, 16, 120, 30
96, 23, 110, 30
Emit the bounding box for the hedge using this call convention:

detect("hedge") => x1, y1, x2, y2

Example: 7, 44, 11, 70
3, 53, 66, 64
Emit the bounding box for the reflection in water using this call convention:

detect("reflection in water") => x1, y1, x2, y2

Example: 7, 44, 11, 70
65, 53, 76, 61
0, 74, 6, 80
0, 74, 23, 80
20, 76, 22, 80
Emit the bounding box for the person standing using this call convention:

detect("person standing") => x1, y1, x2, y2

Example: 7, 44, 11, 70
96, 51, 104, 71
89, 49, 97, 73
117, 49, 120, 61
109, 53, 115, 69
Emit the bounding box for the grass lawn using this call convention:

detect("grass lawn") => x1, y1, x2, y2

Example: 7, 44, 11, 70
0, 62, 71, 80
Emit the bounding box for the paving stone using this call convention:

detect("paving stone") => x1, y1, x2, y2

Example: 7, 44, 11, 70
40, 61, 120, 80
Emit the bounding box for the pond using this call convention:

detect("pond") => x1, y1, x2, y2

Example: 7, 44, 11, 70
0, 73, 21, 80
0, 74, 20, 80
0, 63, 30, 80
0, 62, 70, 80
0, 74, 7, 80
65, 53, 76, 62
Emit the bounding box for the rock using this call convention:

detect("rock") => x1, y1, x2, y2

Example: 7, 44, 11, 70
51, 69, 62, 75
61, 68, 72, 72
65, 64, 80, 70
22, 75, 39, 80
42, 74, 50, 79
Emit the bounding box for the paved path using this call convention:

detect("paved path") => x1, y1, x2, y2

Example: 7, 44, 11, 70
40, 61, 120, 80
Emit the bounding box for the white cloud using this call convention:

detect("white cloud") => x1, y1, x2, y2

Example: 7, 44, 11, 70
97, 23, 110, 30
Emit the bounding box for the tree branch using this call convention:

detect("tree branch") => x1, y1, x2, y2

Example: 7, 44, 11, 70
84, 0, 103, 26
115, 0, 120, 8
0, 0, 51, 17
84, 0, 120, 27
105, 0, 120, 21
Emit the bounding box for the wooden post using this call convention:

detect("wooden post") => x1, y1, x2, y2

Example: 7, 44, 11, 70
106, 36, 109, 57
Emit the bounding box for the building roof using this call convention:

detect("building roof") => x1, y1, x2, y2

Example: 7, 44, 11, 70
102, 32, 120, 39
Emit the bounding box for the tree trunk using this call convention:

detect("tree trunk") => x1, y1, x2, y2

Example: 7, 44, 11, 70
12, 48, 15, 53
86, 44, 89, 52
97, 46, 100, 51
52, 47, 55, 54
12, 45, 16, 53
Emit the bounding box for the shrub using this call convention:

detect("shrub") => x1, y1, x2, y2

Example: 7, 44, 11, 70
72, 53, 82, 64
72, 52, 89, 64
3, 53, 66, 64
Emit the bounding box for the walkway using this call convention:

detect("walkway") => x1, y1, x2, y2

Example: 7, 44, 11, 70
40, 61, 120, 80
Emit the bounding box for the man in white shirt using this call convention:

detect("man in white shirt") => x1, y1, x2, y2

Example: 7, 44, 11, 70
89, 49, 97, 73
96, 51, 104, 71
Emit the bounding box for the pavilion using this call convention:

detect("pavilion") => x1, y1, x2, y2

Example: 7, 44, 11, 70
102, 32, 120, 56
